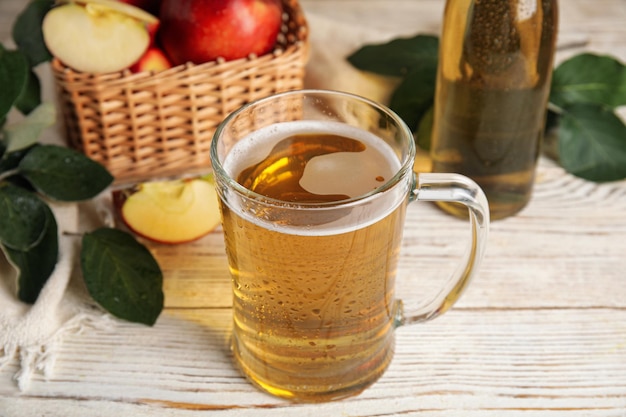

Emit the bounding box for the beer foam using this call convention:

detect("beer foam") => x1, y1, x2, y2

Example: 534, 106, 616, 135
222, 121, 408, 236
300, 144, 396, 199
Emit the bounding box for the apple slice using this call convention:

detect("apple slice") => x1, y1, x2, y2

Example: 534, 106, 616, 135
55, 0, 159, 25
66, 0, 161, 37
42, 2, 152, 73
120, 177, 221, 244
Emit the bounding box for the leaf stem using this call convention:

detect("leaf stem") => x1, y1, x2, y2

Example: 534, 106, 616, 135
548, 101, 564, 115
0, 168, 20, 182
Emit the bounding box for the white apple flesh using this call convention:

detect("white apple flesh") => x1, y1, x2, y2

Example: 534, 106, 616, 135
61, 0, 159, 25
120, 178, 221, 244
42, 3, 151, 73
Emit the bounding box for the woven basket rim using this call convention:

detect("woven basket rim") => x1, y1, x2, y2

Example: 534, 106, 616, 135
51, 40, 308, 87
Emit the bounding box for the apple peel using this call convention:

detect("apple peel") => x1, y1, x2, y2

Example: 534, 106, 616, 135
130, 46, 172, 73
120, 178, 221, 244
55, 0, 158, 24
159, 0, 283, 65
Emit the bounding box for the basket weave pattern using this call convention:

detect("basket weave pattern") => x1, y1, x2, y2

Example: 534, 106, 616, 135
52, 0, 308, 182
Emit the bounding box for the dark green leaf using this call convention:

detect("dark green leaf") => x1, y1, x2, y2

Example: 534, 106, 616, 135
4, 103, 55, 153
0, 145, 37, 185
388, 64, 437, 131
542, 109, 561, 161
347, 34, 439, 77
18, 145, 114, 201
545, 107, 561, 133
15, 69, 42, 115
550, 53, 626, 109
415, 106, 434, 151
0, 183, 48, 250
0, 45, 29, 120
559, 103, 626, 182
3, 204, 58, 303
5, 174, 37, 191
12, 0, 54, 67
81, 228, 164, 325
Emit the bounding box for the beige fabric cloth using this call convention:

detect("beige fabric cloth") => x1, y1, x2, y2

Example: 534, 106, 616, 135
303, 13, 398, 105
0, 202, 113, 390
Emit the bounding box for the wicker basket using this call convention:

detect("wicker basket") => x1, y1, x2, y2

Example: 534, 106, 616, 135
52, 0, 308, 183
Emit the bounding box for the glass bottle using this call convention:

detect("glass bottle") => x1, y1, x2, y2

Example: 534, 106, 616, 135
430, 0, 558, 220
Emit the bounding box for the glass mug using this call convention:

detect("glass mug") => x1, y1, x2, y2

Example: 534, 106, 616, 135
210, 89, 489, 402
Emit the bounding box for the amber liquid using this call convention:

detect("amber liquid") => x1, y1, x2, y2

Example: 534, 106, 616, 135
431, 0, 558, 219
220, 124, 407, 401
432, 81, 547, 219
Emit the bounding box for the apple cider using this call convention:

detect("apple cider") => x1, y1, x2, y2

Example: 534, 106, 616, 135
431, 0, 558, 219
219, 121, 408, 402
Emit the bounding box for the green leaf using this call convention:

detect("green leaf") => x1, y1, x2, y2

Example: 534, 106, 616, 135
12, 0, 54, 67
0, 142, 37, 192
415, 106, 434, 151
0, 45, 29, 121
550, 53, 626, 109
558, 103, 626, 182
0, 145, 34, 174
3, 103, 55, 153
81, 228, 164, 325
545, 107, 561, 133
15, 69, 42, 115
388, 63, 437, 131
347, 34, 439, 77
3, 204, 58, 303
0, 183, 48, 251
542, 109, 561, 161
18, 145, 114, 201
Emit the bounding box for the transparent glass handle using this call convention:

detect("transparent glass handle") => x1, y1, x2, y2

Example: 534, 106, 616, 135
400, 172, 490, 325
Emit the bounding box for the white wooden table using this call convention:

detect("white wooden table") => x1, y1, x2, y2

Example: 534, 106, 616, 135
1, 1, 626, 416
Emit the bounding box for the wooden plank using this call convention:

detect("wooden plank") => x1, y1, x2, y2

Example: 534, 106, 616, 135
1, 309, 625, 415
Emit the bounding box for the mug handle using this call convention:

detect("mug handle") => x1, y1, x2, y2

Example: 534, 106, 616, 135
399, 172, 490, 325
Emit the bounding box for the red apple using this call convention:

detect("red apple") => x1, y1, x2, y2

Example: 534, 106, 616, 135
158, 0, 283, 66
118, 0, 161, 16
115, 0, 161, 41
146, 20, 160, 42
130, 46, 172, 73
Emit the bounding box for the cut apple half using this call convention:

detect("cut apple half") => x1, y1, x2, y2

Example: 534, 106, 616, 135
43, 2, 152, 73
120, 177, 221, 244
55, 0, 159, 25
